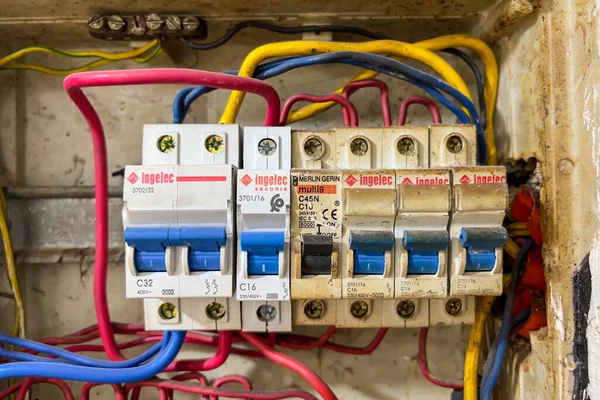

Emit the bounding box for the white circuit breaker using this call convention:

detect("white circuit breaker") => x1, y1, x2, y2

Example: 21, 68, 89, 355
123, 124, 241, 331
237, 127, 292, 332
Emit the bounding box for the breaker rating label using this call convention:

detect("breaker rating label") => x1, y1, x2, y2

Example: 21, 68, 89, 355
126, 274, 179, 299
397, 169, 450, 186
291, 171, 342, 239
237, 278, 290, 301
342, 170, 395, 189
237, 169, 290, 214
452, 167, 506, 185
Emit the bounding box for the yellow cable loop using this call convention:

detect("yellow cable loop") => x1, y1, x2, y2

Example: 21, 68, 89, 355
0, 40, 159, 67
464, 296, 495, 400
0, 187, 26, 338
218, 40, 473, 124
281, 35, 499, 164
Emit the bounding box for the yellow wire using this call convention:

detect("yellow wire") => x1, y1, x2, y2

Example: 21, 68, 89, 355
504, 237, 520, 259
506, 222, 527, 230
283, 35, 499, 164
464, 296, 494, 400
218, 40, 473, 125
0, 40, 159, 67
509, 229, 530, 237
0, 187, 26, 338
1, 46, 163, 77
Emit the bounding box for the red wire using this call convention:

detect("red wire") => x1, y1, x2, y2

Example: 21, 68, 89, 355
397, 96, 442, 125
81, 383, 127, 400
279, 93, 358, 126
211, 375, 254, 400
239, 332, 338, 400
276, 326, 337, 350
164, 330, 232, 372
278, 328, 388, 355
63, 69, 281, 361
3, 378, 76, 400
342, 79, 392, 126
418, 328, 464, 389
123, 379, 319, 400
169, 372, 210, 400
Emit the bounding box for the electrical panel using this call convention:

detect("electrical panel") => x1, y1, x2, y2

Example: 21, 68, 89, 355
123, 124, 507, 329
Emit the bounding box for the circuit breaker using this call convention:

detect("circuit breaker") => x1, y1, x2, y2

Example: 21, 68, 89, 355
237, 127, 292, 332
123, 124, 241, 330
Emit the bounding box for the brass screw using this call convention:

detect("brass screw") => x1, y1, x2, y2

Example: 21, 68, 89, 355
396, 300, 416, 319
303, 137, 324, 160
157, 135, 176, 153
166, 15, 182, 32
256, 304, 277, 322
182, 16, 200, 32
445, 298, 463, 316
350, 300, 369, 319
258, 138, 277, 156
350, 137, 369, 156
303, 300, 325, 320
446, 135, 464, 154
159, 302, 177, 320
205, 302, 226, 320
205, 135, 225, 153
397, 137, 416, 156
146, 13, 164, 31
107, 15, 125, 31
88, 14, 104, 30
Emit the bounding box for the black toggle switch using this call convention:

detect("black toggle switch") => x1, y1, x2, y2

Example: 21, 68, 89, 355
301, 234, 333, 275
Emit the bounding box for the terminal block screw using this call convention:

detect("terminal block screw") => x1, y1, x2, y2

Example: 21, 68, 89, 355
205, 135, 225, 153
350, 137, 369, 156
303, 300, 325, 320
256, 304, 277, 322
445, 298, 463, 316
303, 137, 324, 159
350, 300, 369, 319
396, 300, 416, 319
107, 15, 125, 31
166, 15, 182, 32
397, 137, 416, 155
257, 138, 277, 156
206, 302, 226, 320
159, 302, 177, 320
146, 13, 164, 31
182, 16, 201, 32
446, 135, 464, 153
88, 14, 104, 30
157, 135, 176, 153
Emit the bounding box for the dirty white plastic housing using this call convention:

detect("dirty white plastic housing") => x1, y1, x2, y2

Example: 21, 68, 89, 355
429, 296, 475, 326
394, 169, 451, 299
125, 124, 241, 331
448, 166, 508, 296
381, 126, 429, 168
381, 298, 429, 328
238, 126, 292, 332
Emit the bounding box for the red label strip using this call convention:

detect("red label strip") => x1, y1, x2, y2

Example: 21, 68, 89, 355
177, 176, 227, 182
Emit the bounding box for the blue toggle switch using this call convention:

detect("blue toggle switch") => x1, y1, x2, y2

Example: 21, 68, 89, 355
240, 231, 285, 275
349, 230, 394, 275
125, 226, 227, 272
170, 226, 227, 271
459, 227, 508, 272
403, 230, 449, 275
125, 227, 170, 272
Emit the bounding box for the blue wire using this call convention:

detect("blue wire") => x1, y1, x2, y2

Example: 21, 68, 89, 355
480, 308, 532, 384
0, 331, 185, 383
173, 52, 485, 163
0, 347, 63, 363
480, 238, 535, 400
0, 331, 164, 368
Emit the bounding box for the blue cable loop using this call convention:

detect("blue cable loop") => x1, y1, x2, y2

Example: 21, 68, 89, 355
0, 331, 165, 368
173, 52, 485, 163
0, 331, 185, 383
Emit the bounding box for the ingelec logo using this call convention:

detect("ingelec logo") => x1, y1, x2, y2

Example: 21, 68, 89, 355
130, 172, 175, 185
127, 172, 139, 185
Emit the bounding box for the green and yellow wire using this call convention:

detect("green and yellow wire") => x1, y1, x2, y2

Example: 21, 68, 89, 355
0, 39, 161, 76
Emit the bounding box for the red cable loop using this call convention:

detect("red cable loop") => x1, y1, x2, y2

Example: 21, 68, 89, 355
397, 96, 442, 125
279, 93, 358, 126
418, 328, 464, 389
80, 383, 126, 400
342, 79, 392, 126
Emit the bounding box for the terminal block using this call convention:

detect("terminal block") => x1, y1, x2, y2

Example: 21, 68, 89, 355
124, 124, 241, 331
237, 127, 292, 332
